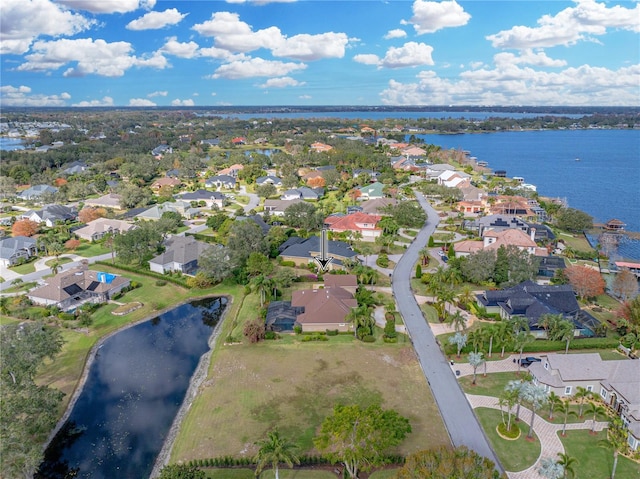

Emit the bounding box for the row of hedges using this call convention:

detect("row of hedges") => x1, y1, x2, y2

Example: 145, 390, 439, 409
449, 336, 621, 356
186, 453, 405, 468
93, 261, 191, 288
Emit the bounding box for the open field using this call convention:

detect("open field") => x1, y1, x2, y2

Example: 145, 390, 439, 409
171, 339, 449, 463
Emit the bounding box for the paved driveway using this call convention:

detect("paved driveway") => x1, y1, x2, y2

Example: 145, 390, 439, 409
392, 192, 504, 473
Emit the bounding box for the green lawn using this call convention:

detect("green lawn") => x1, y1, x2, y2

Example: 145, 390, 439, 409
557, 232, 594, 252
9, 261, 36, 274
74, 242, 111, 257
203, 469, 336, 479
475, 408, 541, 472
3, 280, 37, 293
420, 303, 439, 323
459, 372, 526, 397
46, 257, 73, 267
559, 430, 639, 479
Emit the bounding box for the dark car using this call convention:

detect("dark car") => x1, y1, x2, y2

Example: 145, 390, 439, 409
525, 357, 542, 363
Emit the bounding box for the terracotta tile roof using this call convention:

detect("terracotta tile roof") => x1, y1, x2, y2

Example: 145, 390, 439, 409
292, 287, 357, 325
324, 212, 381, 232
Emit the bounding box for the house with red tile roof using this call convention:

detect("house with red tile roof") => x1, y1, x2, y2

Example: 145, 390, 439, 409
324, 212, 382, 241
310, 142, 333, 153
231, 137, 246, 145
453, 228, 545, 258
217, 163, 245, 177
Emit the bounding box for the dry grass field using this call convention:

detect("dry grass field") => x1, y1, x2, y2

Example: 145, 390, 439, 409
171, 339, 449, 463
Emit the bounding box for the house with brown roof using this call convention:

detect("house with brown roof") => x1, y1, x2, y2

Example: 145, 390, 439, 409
84, 193, 123, 210
453, 228, 543, 258
359, 198, 397, 215
217, 164, 245, 177
529, 353, 639, 451
324, 212, 382, 241
323, 274, 358, 295
28, 263, 130, 311
151, 177, 181, 191
74, 218, 135, 242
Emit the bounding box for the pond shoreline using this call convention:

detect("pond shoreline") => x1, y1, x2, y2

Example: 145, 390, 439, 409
150, 295, 233, 478
41, 294, 231, 475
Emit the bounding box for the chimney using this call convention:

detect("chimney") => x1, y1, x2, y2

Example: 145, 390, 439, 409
530, 228, 536, 241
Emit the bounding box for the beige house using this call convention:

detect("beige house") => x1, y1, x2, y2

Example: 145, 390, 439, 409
453, 228, 542, 258
529, 353, 639, 451
292, 278, 358, 332
84, 193, 123, 210
28, 263, 130, 311
74, 218, 135, 242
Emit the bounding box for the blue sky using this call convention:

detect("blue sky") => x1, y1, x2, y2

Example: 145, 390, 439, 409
1, 0, 638, 107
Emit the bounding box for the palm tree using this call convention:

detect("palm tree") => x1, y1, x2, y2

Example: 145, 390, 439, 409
522, 382, 548, 439
254, 429, 300, 479
457, 285, 475, 309
448, 310, 467, 333
494, 321, 512, 358
504, 380, 525, 422
418, 247, 429, 266
599, 418, 629, 479
586, 402, 606, 433
49, 260, 61, 275
468, 351, 484, 385
555, 320, 575, 354
447, 332, 467, 358
556, 452, 577, 479
547, 391, 562, 420
574, 386, 591, 418
481, 324, 497, 358
557, 399, 578, 436
466, 329, 483, 353
513, 331, 535, 375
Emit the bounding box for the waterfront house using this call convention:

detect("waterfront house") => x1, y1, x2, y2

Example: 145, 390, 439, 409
28, 263, 130, 311
476, 281, 600, 337
149, 236, 212, 274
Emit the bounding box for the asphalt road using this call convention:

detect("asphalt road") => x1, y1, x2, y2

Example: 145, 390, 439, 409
392, 192, 504, 472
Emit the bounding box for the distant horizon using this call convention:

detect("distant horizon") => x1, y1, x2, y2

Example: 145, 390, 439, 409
1, 1, 638, 108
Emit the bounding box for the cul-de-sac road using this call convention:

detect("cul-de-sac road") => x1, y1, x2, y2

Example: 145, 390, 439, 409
391, 192, 504, 473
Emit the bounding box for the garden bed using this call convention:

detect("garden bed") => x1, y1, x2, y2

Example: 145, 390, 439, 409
111, 302, 143, 316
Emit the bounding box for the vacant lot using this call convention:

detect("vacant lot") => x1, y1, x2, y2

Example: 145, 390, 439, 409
171, 339, 449, 462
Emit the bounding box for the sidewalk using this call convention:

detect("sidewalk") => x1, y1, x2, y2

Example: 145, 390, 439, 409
467, 394, 608, 479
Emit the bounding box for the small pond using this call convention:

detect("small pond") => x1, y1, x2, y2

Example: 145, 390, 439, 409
36, 297, 227, 479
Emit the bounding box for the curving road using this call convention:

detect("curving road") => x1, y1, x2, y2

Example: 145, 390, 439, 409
391, 192, 504, 473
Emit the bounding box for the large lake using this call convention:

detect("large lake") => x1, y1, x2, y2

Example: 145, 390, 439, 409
36, 297, 227, 479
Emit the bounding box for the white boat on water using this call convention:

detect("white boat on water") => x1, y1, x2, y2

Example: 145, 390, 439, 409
575, 157, 581, 161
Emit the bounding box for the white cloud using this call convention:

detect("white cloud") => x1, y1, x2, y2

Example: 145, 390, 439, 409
299, 95, 312, 99
494, 50, 567, 68
135, 51, 169, 69
384, 29, 407, 40
126, 8, 187, 30
129, 98, 156, 106
380, 42, 434, 68
355, 42, 434, 69
403, 0, 471, 35
353, 54, 380, 66
211, 57, 306, 79
57, 0, 156, 14
487, 0, 640, 49
193, 11, 350, 60
379, 62, 640, 106
17, 38, 168, 76
72, 96, 114, 107
147, 90, 168, 97
258, 76, 304, 88
0, 0, 94, 55
171, 98, 195, 106
160, 37, 199, 58
0, 85, 71, 106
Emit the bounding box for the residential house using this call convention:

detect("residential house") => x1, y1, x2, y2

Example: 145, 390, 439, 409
528, 353, 639, 451
200, 138, 220, 147
437, 169, 472, 188
278, 236, 358, 270
231, 137, 246, 145
537, 256, 566, 279
135, 201, 198, 221
400, 145, 427, 157
476, 280, 600, 337
256, 175, 283, 187
425, 163, 456, 179
463, 215, 554, 242
205, 175, 237, 190
359, 198, 397, 215
21, 204, 76, 227
0, 236, 38, 268
74, 218, 135, 242
266, 275, 358, 333
357, 182, 385, 200
217, 164, 244, 177
263, 199, 304, 217
324, 212, 382, 241
352, 168, 379, 180
27, 263, 130, 311
62, 160, 89, 176
310, 142, 333, 153
302, 170, 325, 184
151, 177, 181, 191
281, 187, 323, 201
149, 236, 213, 274
152, 144, 172, 158
236, 215, 271, 235
84, 193, 123, 210
175, 189, 225, 209
18, 184, 58, 201
453, 228, 545, 258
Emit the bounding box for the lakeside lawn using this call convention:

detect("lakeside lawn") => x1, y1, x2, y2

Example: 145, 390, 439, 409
475, 407, 540, 473
559, 430, 638, 479
170, 339, 449, 464
36, 265, 233, 412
